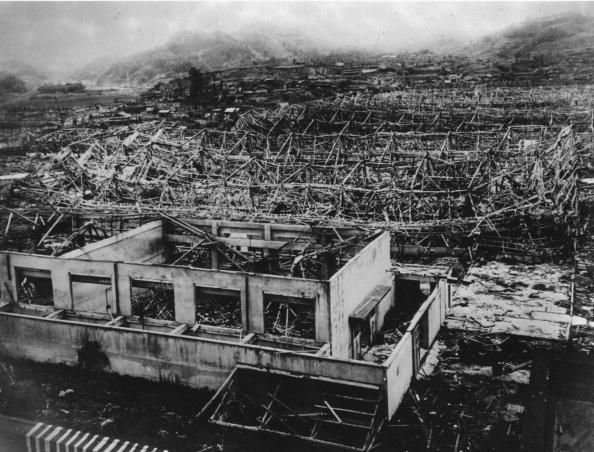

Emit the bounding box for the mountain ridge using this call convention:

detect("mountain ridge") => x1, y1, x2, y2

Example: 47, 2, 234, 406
17, 12, 594, 86
466, 12, 594, 60
74, 27, 325, 85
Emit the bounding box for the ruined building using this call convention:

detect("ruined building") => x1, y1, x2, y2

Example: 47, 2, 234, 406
0, 215, 451, 450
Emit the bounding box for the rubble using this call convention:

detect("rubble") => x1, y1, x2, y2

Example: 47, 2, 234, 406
0, 357, 220, 452
0, 86, 583, 263
384, 330, 563, 451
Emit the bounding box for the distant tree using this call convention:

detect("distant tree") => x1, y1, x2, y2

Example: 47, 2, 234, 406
0, 74, 26, 94
65, 82, 85, 93
38, 82, 85, 94
188, 66, 217, 106
188, 67, 206, 102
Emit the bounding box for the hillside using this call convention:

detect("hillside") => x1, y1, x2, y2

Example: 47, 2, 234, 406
0, 60, 48, 89
475, 13, 594, 60
74, 12, 594, 86
466, 13, 594, 82
76, 28, 322, 86
0, 73, 26, 95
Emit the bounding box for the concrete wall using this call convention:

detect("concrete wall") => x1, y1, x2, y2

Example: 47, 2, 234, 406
0, 312, 385, 390
384, 281, 451, 418
0, 223, 389, 352
0, 247, 452, 422
115, 263, 246, 323
439, 278, 450, 323
329, 232, 392, 359
407, 289, 439, 348
184, 219, 367, 242
70, 279, 114, 313
0, 251, 331, 342
118, 263, 330, 341
0, 252, 116, 313
428, 293, 441, 344
384, 332, 413, 418
61, 221, 165, 264
406, 280, 449, 348
377, 285, 395, 332
56, 221, 164, 312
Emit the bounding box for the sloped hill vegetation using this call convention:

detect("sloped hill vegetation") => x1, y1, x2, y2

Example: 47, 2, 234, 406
0, 60, 47, 89
0, 73, 27, 94
77, 29, 321, 85
475, 13, 594, 61
464, 13, 594, 82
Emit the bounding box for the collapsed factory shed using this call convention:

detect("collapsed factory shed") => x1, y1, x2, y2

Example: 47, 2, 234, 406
10, 86, 587, 262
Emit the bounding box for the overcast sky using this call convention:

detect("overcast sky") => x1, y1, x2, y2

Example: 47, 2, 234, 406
0, 1, 592, 73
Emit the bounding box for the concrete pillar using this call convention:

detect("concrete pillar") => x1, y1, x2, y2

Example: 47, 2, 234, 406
111, 263, 120, 315
247, 279, 265, 333
116, 274, 132, 316
174, 280, 195, 324
315, 286, 331, 343
438, 279, 449, 323
211, 222, 219, 270
51, 267, 72, 310
0, 254, 11, 303
210, 250, 219, 270
263, 224, 271, 259
241, 274, 248, 332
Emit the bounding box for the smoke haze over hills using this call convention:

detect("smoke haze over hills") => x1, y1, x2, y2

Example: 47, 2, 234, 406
1, 1, 593, 79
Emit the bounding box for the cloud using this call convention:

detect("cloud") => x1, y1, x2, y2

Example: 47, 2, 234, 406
126, 17, 142, 32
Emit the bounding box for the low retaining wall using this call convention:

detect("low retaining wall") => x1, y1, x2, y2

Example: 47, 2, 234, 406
0, 312, 385, 391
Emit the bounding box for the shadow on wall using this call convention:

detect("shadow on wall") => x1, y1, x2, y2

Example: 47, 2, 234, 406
77, 338, 110, 372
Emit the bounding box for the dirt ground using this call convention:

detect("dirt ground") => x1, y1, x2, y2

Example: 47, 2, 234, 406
0, 356, 221, 452
0, 330, 568, 452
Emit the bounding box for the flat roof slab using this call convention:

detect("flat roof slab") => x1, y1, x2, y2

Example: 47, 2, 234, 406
446, 262, 573, 340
